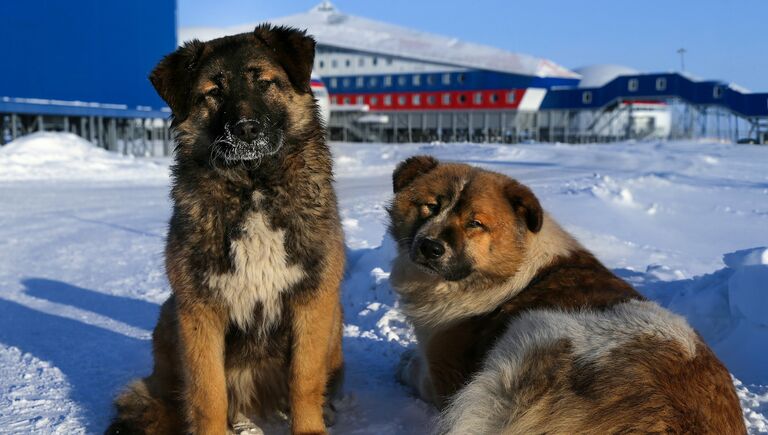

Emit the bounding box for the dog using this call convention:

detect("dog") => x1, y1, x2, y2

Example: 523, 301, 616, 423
388, 156, 746, 434
106, 25, 344, 435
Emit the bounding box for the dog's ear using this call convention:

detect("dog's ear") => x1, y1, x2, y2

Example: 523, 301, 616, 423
504, 180, 543, 233
393, 155, 439, 193
149, 40, 206, 118
254, 24, 316, 93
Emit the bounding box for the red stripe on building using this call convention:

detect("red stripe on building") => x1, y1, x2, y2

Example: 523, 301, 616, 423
330, 89, 525, 111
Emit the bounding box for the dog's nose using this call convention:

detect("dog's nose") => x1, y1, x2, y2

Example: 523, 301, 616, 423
233, 120, 259, 142
419, 238, 445, 259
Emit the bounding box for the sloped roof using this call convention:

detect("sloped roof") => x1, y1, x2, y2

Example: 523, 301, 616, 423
180, 2, 580, 79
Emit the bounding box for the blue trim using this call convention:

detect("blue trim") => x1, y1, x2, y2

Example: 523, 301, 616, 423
541, 73, 768, 117
0, 101, 169, 119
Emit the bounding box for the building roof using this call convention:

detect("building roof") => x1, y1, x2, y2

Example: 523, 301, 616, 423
180, 2, 580, 79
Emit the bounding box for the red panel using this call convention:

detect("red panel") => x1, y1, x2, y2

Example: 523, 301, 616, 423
330, 89, 526, 111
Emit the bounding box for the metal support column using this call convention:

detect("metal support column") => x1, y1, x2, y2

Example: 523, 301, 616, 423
11, 114, 18, 140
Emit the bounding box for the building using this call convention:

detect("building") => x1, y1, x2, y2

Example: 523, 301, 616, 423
0, 0, 177, 152
184, 2, 768, 145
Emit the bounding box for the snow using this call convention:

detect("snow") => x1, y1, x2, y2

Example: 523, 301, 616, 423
0, 132, 168, 182
0, 134, 766, 433
573, 64, 640, 88
179, 2, 579, 79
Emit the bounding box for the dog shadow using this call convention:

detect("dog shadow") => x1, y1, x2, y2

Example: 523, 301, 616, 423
0, 279, 159, 433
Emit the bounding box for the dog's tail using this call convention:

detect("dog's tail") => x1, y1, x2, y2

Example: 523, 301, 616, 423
105, 378, 179, 435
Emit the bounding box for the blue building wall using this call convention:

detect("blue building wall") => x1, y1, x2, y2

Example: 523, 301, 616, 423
0, 1, 176, 117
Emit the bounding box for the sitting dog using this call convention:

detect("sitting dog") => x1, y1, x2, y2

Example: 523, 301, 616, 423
389, 156, 745, 434
107, 25, 344, 435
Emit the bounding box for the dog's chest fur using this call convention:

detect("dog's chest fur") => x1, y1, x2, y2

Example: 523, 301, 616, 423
205, 191, 304, 331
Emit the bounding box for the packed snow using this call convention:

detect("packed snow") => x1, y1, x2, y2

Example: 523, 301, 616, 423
0, 133, 766, 434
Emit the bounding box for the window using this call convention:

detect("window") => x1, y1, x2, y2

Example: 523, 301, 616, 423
384, 76, 392, 87
442, 93, 451, 105
345, 59, 351, 67
713, 86, 724, 99
628, 79, 639, 92
343, 97, 351, 104
331, 59, 338, 68
490, 93, 499, 103
342, 78, 350, 88
656, 77, 667, 91
372, 57, 378, 66
442, 73, 451, 85
412, 94, 421, 106
356, 96, 364, 105
370, 96, 378, 105
369, 77, 378, 87
329, 78, 337, 88
386, 57, 393, 65
507, 91, 516, 104
398, 76, 407, 86
427, 95, 436, 105
384, 95, 392, 106
398, 95, 406, 106
330, 96, 337, 104
426, 75, 435, 86
473, 92, 483, 104
358, 58, 365, 67
458, 94, 467, 104
319, 60, 325, 69
582, 91, 592, 104
413, 75, 421, 86
356, 77, 364, 88
457, 73, 466, 84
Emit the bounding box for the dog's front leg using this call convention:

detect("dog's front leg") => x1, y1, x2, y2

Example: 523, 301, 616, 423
398, 349, 438, 406
177, 302, 228, 435
289, 278, 341, 435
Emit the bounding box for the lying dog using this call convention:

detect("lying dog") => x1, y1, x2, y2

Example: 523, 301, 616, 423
107, 25, 344, 435
389, 156, 745, 434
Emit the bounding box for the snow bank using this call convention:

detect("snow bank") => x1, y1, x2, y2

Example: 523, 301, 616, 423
636, 247, 768, 386
0, 132, 168, 182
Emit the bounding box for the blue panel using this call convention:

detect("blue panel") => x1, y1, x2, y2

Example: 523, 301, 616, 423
540, 72, 768, 117
0, 0, 176, 115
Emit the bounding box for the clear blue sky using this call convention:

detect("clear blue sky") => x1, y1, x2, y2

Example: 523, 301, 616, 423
179, 0, 768, 91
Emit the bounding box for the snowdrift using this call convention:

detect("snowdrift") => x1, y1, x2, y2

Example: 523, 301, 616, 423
0, 132, 168, 181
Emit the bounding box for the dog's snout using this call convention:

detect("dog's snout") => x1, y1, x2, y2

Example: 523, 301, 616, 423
233, 120, 259, 142
419, 238, 445, 260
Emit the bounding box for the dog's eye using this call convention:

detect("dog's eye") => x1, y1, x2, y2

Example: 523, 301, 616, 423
467, 219, 485, 230
205, 88, 222, 99
420, 203, 439, 218
257, 78, 276, 89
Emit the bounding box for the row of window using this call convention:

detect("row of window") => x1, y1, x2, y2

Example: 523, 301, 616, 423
317, 56, 394, 69
580, 77, 726, 104
332, 91, 517, 107
326, 73, 467, 90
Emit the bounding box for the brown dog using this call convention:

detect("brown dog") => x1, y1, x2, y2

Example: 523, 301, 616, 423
389, 156, 745, 434
106, 25, 344, 435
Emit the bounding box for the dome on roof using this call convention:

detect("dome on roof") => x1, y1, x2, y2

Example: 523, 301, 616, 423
574, 64, 639, 88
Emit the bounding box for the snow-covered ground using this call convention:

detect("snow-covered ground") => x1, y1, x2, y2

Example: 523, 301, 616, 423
0, 133, 766, 434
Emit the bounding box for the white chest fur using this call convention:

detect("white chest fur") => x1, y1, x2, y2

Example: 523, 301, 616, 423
205, 194, 304, 331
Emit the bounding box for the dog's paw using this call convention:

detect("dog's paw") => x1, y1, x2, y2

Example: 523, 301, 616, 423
230, 414, 264, 435
323, 399, 337, 427
396, 348, 418, 386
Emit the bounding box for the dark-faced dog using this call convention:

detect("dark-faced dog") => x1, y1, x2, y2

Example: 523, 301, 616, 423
106, 25, 344, 435
389, 156, 746, 434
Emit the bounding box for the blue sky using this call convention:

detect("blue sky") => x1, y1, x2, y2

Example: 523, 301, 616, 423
179, 0, 768, 91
